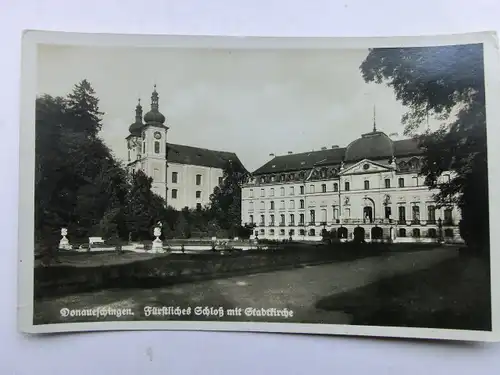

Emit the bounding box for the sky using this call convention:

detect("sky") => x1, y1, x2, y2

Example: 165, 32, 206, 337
37, 45, 441, 172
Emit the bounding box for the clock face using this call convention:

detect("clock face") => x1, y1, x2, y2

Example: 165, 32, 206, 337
154, 132, 162, 140
363, 163, 370, 170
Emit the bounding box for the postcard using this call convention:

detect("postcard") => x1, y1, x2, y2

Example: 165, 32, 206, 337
18, 30, 500, 341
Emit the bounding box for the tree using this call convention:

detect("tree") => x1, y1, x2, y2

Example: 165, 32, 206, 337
208, 160, 249, 235
360, 44, 488, 253
123, 170, 166, 241
65, 79, 104, 138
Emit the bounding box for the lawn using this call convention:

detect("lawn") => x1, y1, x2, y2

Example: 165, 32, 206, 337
315, 253, 491, 331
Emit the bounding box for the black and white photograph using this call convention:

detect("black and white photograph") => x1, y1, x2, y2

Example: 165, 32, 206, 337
18, 31, 500, 341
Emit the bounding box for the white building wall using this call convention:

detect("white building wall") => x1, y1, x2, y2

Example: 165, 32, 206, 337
167, 162, 224, 211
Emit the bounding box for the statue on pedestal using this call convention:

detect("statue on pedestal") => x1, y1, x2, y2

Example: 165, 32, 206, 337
152, 226, 163, 253
59, 228, 71, 250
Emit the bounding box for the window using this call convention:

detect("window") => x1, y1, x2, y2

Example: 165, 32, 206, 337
384, 206, 392, 219
218, 177, 223, 185
321, 209, 327, 223
153, 168, 160, 181
289, 200, 295, 209
344, 208, 351, 218
398, 177, 405, 188
309, 210, 316, 224
299, 214, 305, 225
412, 176, 419, 187
385, 179, 391, 188
321, 184, 326, 193
196, 174, 202, 186
171, 189, 178, 199
412, 205, 420, 223
154, 141, 160, 154
444, 228, 454, 238
260, 189, 265, 197
364, 180, 370, 190
333, 207, 339, 220
280, 200, 285, 209
398, 206, 406, 223
427, 206, 436, 223
270, 188, 275, 196
127, 150, 131, 162
196, 191, 201, 199
172, 172, 178, 183
444, 208, 453, 224
249, 215, 254, 224
412, 228, 421, 238
398, 228, 406, 237
249, 189, 254, 198
249, 201, 254, 211
309, 185, 315, 193
260, 215, 265, 225
196, 203, 202, 211
290, 214, 295, 225
142, 142, 145, 154
344, 181, 350, 191
333, 183, 338, 192
300, 186, 305, 194
280, 187, 285, 196
299, 229, 305, 236
290, 186, 295, 195
280, 214, 285, 225
300, 199, 305, 209
270, 214, 275, 225
270, 201, 275, 210
260, 201, 265, 210
427, 228, 437, 238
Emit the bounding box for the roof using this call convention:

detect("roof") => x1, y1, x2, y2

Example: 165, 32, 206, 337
252, 136, 422, 175
344, 131, 394, 162
167, 143, 243, 170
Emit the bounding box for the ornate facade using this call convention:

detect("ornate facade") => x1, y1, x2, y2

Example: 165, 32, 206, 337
241, 126, 462, 243
125, 86, 242, 211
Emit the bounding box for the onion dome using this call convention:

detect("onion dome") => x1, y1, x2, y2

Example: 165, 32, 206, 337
128, 98, 144, 136
143, 84, 166, 125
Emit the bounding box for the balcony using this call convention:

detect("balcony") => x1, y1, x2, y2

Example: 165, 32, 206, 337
288, 222, 295, 226
298, 222, 305, 227
279, 223, 286, 227
308, 221, 316, 226
268, 223, 275, 227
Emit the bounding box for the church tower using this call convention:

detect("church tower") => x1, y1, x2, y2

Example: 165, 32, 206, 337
126, 99, 144, 174
141, 85, 169, 200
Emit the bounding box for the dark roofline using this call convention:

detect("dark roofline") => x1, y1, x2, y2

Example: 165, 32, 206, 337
167, 142, 246, 171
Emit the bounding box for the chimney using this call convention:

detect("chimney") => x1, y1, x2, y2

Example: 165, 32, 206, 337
287, 151, 293, 155
269, 153, 275, 158
321, 147, 327, 150
331, 145, 339, 149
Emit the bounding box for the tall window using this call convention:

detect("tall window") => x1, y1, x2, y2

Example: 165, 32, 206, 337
321, 184, 327, 193
427, 206, 436, 223
412, 205, 420, 223
260, 215, 265, 225
154, 141, 160, 154
171, 189, 178, 199
299, 214, 305, 224
127, 150, 131, 162
218, 177, 223, 185
249, 215, 254, 224
270, 214, 275, 225
398, 206, 406, 222
290, 214, 295, 225
344, 208, 351, 218
321, 209, 327, 223
444, 208, 453, 224
270, 201, 275, 210
260, 201, 265, 210
310, 185, 315, 193
385, 206, 392, 219
385, 179, 391, 188
290, 186, 295, 195
280, 187, 285, 196
310, 210, 315, 224
280, 200, 285, 209
344, 181, 350, 191
398, 177, 405, 188
300, 186, 305, 194
153, 168, 160, 181
249, 201, 254, 211
270, 188, 275, 196
196, 191, 201, 199
260, 189, 265, 197
172, 172, 178, 183
249, 189, 254, 198
289, 200, 295, 209
333, 183, 338, 192
300, 199, 305, 209
280, 214, 285, 225
142, 142, 145, 154
364, 180, 370, 190
196, 174, 202, 185
333, 207, 339, 220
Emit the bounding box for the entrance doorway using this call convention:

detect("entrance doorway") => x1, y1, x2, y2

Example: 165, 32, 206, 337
363, 206, 373, 223
353, 226, 365, 243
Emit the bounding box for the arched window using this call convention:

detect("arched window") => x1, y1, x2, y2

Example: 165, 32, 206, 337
289, 200, 295, 209
270, 201, 275, 210
321, 184, 327, 193
300, 199, 305, 209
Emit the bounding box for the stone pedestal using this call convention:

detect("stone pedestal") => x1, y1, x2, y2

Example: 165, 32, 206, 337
152, 227, 163, 253
59, 228, 71, 250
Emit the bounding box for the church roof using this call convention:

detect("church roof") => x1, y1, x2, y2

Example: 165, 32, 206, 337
166, 143, 244, 170
252, 137, 422, 175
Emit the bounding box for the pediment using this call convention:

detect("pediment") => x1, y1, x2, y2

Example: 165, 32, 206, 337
340, 159, 393, 175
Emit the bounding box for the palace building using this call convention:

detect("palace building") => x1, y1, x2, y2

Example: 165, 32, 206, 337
241, 122, 462, 243
125, 86, 241, 211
